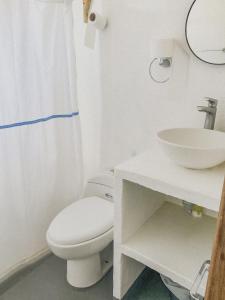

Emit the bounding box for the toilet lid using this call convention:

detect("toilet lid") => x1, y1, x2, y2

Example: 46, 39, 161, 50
47, 197, 113, 245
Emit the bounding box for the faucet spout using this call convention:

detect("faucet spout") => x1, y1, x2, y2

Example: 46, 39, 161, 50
197, 106, 216, 114
197, 97, 218, 130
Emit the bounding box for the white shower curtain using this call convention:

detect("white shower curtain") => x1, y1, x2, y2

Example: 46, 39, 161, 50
0, 0, 82, 279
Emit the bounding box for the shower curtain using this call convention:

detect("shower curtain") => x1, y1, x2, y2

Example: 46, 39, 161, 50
0, 0, 82, 279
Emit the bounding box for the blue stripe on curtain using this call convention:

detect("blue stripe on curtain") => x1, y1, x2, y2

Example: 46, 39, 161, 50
0, 112, 79, 130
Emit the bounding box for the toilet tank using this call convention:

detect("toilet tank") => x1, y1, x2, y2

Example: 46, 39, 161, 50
83, 170, 114, 202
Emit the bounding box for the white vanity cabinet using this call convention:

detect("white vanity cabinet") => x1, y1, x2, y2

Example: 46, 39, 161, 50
113, 148, 225, 299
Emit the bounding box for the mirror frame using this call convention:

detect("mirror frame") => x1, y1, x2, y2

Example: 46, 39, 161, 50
185, 0, 225, 66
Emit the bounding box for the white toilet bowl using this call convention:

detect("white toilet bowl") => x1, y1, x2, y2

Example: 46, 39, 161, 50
47, 172, 114, 288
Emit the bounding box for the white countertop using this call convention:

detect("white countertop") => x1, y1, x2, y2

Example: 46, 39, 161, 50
115, 145, 225, 212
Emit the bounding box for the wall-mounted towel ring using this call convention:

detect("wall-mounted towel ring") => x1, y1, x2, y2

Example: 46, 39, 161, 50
148, 58, 171, 84
149, 39, 174, 84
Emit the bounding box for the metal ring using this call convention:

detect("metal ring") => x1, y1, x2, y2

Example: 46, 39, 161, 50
190, 260, 210, 300
148, 58, 170, 84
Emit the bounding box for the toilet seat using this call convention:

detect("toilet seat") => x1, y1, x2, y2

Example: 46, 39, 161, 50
47, 197, 113, 246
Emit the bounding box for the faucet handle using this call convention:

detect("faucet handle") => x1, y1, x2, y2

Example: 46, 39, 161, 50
204, 97, 218, 107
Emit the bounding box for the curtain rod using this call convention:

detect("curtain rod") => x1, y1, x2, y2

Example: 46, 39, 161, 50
36, 0, 64, 2
35, 0, 75, 3
35, 0, 92, 23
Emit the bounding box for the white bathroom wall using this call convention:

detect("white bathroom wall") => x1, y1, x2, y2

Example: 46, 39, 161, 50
100, 0, 225, 168
72, 0, 103, 181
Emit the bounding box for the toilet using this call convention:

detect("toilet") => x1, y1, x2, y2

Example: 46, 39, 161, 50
46, 171, 114, 288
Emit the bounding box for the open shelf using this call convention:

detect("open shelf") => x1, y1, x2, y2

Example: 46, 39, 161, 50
116, 149, 225, 212
121, 202, 216, 296
114, 146, 224, 299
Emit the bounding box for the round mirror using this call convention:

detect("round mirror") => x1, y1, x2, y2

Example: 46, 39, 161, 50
186, 0, 225, 65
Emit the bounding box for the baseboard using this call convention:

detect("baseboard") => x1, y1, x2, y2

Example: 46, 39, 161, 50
0, 248, 50, 286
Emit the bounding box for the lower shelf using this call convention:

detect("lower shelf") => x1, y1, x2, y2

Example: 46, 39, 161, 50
121, 202, 216, 297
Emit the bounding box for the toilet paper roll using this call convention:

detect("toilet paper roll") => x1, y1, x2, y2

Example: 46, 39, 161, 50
89, 12, 107, 30
84, 23, 97, 49
84, 12, 107, 49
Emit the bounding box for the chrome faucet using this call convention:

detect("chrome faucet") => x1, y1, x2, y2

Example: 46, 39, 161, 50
197, 97, 218, 130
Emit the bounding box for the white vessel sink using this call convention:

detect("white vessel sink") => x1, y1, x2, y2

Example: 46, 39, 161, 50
157, 128, 225, 169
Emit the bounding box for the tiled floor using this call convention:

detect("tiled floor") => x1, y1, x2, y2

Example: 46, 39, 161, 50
0, 255, 176, 300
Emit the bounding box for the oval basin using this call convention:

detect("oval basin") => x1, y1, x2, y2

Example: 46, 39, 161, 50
157, 128, 225, 169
